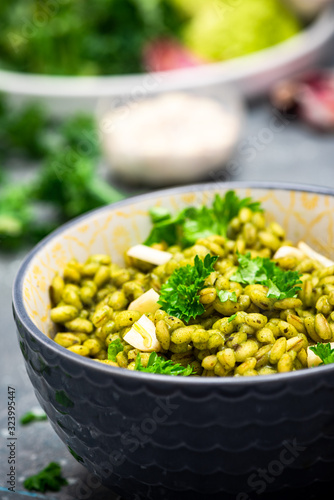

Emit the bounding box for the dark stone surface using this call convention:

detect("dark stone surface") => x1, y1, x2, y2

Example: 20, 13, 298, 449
1, 61, 334, 499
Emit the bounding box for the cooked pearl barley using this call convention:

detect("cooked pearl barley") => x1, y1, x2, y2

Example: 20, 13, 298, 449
49, 203, 334, 377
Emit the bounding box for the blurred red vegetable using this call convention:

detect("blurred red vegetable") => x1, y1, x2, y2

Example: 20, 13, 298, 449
271, 71, 334, 131
143, 38, 202, 72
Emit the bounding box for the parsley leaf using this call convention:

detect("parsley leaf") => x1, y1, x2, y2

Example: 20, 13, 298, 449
144, 208, 182, 247
134, 352, 194, 376
180, 205, 220, 247
228, 314, 237, 323
20, 410, 47, 425
108, 339, 124, 362
231, 252, 302, 300
158, 254, 218, 322
24, 462, 68, 493
216, 290, 237, 303
144, 191, 262, 248
149, 206, 172, 223
309, 343, 334, 366
213, 190, 262, 239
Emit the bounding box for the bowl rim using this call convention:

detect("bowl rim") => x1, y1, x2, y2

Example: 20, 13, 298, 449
12, 180, 334, 385
1, 5, 334, 98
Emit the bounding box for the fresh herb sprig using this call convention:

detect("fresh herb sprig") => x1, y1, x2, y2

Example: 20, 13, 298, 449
108, 339, 124, 362
158, 253, 218, 322
145, 191, 263, 248
231, 252, 302, 300
24, 462, 68, 493
135, 352, 193, 376
309, 343, 334, 366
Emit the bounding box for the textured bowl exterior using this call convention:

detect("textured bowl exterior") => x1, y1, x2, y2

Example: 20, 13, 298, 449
12, 182, 334, 499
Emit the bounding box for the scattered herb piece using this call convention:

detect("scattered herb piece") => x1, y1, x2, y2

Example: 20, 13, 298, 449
309, 343, 334, 366
158, 253, 218, 322
108, 339, 124, 362
144, 191, 263, 248
216, 290, 237, 303
134, 352, 193, 376
24, 462, 68, 493
228, 314, 237, 323
231, 252, 302, 300
20, 410, 47, 425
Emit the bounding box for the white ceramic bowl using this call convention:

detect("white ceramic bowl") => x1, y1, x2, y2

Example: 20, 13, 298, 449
1, 5, 334, 116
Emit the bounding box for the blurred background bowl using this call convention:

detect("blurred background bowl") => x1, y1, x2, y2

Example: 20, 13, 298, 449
1, 4, 333, 117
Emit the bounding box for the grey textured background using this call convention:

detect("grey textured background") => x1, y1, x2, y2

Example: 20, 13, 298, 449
1, 63, 334, 499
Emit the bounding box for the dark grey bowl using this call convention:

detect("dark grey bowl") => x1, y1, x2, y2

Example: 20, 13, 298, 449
12, 182, 334, 500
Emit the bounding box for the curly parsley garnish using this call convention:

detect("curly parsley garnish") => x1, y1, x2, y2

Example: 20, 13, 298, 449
24, 462, 68, 493
135, 352, 193, 376
231, 252, 302, 300
309, 343, 334, 366
158, 254, 218, 322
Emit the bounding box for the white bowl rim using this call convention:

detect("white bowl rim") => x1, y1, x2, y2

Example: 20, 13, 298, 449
12, 180, 334, 385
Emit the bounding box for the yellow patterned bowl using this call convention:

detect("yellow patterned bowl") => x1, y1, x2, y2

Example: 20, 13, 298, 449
12, 182, 334, 500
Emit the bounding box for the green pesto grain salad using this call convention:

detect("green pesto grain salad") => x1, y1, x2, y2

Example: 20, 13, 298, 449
49, 191, 334, 377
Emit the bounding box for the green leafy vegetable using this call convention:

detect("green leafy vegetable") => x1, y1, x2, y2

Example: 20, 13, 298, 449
143, 208, 181, 247
0, 97, 125, 250
211, 190, 262, 238
228, 314, 237, 323
23, 462, 68, 493
0, 1, 186, 77
0, 96, 48, 160
134, 352, 193, 376
144, 191, 262, 248
231, 252, 302, 300
20, 410, 47, 425
216, 290, 237, 303
149, 206, 173, 223
158, 253, 218, 322
309, 343, 334, 366
108, 339, 124, 362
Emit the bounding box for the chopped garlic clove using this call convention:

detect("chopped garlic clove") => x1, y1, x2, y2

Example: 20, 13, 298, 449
124, 314, 161, 352
274, 246, 305, 260
307, 342, 334, 368
298, 241, 334, 268
307, 347, 322, 368
127, 244, 172, 266
128, 288, 160, 315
